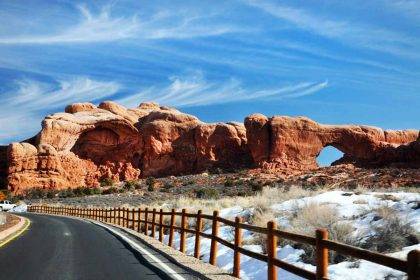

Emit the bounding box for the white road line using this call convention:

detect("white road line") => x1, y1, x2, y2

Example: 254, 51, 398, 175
91, 221, 187, 280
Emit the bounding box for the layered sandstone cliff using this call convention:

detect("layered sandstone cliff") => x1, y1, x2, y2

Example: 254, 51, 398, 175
6, 102, 251, 193
244, 114, 419, 170
3, 101, 419, 194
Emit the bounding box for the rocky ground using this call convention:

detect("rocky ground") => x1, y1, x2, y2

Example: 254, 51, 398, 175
25, 165, 420, 207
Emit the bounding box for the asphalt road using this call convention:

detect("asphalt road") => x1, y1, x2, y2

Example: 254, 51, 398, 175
0, 213, 178, 280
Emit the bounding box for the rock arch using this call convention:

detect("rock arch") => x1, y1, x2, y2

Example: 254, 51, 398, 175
316, 145, 344, 167
245, 114, 419, 170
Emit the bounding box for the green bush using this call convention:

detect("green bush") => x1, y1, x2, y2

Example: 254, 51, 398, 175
124, 180, 139, 191
102, 187, 119, 195
146, 177, 157, 191
100, 177, 115, 187
46, 189, 56, 199
196, 188, 219, 199
364, 210, 416, 253
224, 177, 234, 187
249, 179, 264, 192
163, 182, 174, 189
73, 187, 84, 197
58, 188, 75, 198
25, 188, 48, 199
182, 179, 195, 186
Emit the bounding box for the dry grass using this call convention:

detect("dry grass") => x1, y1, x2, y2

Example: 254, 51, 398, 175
247, 208, 278, 253
133, 186, 318, 216
287, 202, 362, 264
364, 205, 417, 253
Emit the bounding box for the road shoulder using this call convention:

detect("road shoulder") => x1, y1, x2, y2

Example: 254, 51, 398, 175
94, 221, 236, 280
0, 214, 30, 247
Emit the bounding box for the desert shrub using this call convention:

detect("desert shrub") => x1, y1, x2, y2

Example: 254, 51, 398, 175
146, 177, 158, 191
374, 194, 400, 202
0, 191, 7, 201
100, 177, 114, 187
79, 186, 101, 196
364, 207, 417, 253
160, 182, 174, 192
182, 179, 195, 186
196, 188, 219, 199
0, 190, 20, 203
102, 187, 119, 195
124, 180, 140, 191
25, 188, 48, 199
289, 202, 362, 264
208, 167, 223, 175
73, 187, 84, 197
46, 189, 56, 199
249, 179, 264, 192
248, 208, 278, 253
224, 177, 234, 187
57, 188, 74, 198
235, 179, 244, 186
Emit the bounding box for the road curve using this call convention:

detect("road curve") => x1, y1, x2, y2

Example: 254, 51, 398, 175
0, 213, 176, 280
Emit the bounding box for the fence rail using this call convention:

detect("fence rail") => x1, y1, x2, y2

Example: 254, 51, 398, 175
27, 205, 419, 280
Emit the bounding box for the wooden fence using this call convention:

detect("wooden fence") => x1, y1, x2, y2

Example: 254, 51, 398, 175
27, 205, 419, 280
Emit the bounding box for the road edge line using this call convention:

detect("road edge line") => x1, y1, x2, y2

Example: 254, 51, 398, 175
90, 220, 187, 280
0, 216, 30, 248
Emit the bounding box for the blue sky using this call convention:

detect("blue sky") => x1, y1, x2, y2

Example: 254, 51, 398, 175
0, 1, 419, 164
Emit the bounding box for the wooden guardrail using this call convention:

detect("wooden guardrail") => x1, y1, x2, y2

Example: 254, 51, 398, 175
28, 205, 420, 280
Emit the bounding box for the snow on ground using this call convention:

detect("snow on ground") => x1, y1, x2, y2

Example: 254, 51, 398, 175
9, 203, 27, 213
17, 190, 418, 279
160, 191, 419, 279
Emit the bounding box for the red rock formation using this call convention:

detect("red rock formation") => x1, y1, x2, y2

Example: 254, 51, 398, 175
4, 102, 419, 194
245, 114, 419, 170
6, 102, 252, 193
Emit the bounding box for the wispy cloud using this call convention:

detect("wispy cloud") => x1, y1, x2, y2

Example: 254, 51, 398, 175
0, 77, 120, 143
0, 4, 139, 44
245, 0, 419, 58
0, 4, 243, 45
386, 0, 420, 22
118, 72, 328, 107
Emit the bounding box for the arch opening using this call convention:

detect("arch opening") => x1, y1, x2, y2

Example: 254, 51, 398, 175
316, 145, 344, 167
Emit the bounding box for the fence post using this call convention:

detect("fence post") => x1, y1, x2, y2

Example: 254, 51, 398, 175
151, 208, 156, 238
316, 229, 329, 280
194, 210, 202, 259
117, 207, 120, 225
267, 221, 277, 280
131, 209, 135, 230
121, 208, 124, 226
129, 209, 132, 229
233, 216, 242, 278
180, 209, 187, 253
137, 208, 141, 232
168, 209, 175, 247
125, 208, 128, 228
159, 209, 164, 242
407, 249, 420, 280
144, 208, 149, 235
209, 210, 219, 266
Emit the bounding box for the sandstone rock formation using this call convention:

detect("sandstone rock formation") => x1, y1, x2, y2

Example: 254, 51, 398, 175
5, 102, 251, 194
245, 115, 419, 170
2, 101, 419, 194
